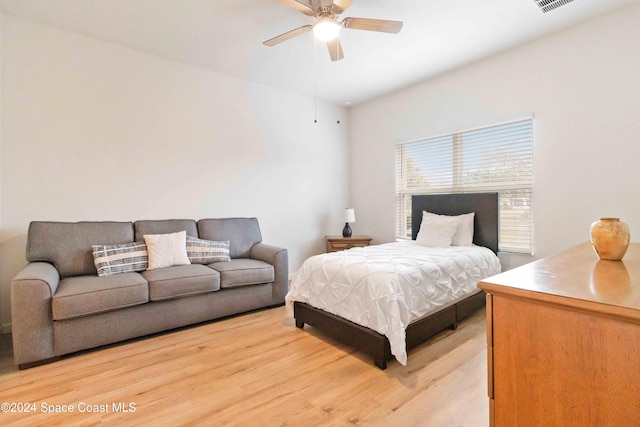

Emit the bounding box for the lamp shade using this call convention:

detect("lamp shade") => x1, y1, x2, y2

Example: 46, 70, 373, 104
344, 208, 356, 223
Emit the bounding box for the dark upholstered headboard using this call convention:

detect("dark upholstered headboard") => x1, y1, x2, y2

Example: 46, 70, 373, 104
411, 193, 499, 254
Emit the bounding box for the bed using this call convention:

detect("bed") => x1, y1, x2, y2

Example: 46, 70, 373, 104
287, 193, 501, 369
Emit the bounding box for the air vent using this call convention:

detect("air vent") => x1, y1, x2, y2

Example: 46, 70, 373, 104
534, 0, 575, 13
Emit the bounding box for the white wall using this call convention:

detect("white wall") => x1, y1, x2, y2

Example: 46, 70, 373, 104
0, 15, 349, 332
350, 4, 640, 270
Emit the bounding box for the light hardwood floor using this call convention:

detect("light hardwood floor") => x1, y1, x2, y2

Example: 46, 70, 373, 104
0, 303, 489, 426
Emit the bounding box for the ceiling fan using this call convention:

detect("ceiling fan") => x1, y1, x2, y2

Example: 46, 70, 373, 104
263, 0, 403, 62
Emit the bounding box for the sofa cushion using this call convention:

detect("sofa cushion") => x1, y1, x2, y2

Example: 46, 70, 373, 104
134, 219, 198, 242
197, 218, 262, 258
141, 264, 220, 301
186, 236, 231, 264
27, 221, 134, 278
92, 241, 148, 277
52, 273, 148, 320
209, 258, 274, 289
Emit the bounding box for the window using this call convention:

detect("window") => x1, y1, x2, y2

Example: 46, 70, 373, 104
395, 118, 533, 253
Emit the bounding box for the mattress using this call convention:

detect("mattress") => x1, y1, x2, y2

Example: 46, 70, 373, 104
286, 240, 501, 365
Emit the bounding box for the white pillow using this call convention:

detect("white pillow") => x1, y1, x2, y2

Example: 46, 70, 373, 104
453, 212, 475, 246
422, 211, 475, 247
143, 231, 191, 270
415, 214, 458, 248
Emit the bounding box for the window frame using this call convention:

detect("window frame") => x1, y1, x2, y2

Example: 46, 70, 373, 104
395, 117, 534, 254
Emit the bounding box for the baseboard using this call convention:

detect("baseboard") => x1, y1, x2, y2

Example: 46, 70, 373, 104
2, 322, 12, 334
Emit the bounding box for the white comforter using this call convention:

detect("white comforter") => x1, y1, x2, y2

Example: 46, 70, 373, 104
286, 241, 501, 365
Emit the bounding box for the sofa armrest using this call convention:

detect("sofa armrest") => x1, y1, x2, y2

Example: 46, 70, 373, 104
11, 262, 60, 366
250, 243, 288, 306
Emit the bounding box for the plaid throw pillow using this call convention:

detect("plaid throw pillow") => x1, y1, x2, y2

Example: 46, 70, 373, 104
92, 241, 148, 277
186, 236, 231, 264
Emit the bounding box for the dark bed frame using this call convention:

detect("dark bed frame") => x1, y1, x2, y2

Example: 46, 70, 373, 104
294, 192, 499, 369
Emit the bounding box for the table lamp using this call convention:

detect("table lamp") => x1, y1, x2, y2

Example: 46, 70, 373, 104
343, 208, 355, 237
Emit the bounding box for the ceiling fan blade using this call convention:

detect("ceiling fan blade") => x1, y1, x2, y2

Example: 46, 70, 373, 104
332, 0, 355, 14
275, 0, 315, 16
343, 17, 403, 34
326, 37, 344, 61
263, 25, 313, 47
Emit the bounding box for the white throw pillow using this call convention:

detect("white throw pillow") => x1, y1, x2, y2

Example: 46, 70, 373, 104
452, 212, 475, 246
415, 214, 458, 248
143, 231, 191, 270
422, 211, 475, 247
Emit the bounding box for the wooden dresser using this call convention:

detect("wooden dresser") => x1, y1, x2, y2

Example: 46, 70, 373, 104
325, 235, 372, 253
479, 242, 640, 426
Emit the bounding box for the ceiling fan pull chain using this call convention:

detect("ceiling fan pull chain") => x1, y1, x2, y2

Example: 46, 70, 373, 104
314, 36, 318, 123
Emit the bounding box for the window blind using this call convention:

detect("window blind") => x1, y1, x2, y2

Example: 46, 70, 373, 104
395, 118, 533, 253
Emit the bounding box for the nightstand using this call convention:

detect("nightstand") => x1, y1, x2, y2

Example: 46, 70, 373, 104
326, 235, 373, 253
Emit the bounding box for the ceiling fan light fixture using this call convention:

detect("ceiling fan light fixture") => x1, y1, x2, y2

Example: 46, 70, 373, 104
313, 17, 342, 41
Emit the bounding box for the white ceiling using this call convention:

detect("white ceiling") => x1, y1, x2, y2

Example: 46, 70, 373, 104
0, 0, 637, 106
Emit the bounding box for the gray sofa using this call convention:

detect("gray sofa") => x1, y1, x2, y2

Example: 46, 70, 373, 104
11, 217, 288, 369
